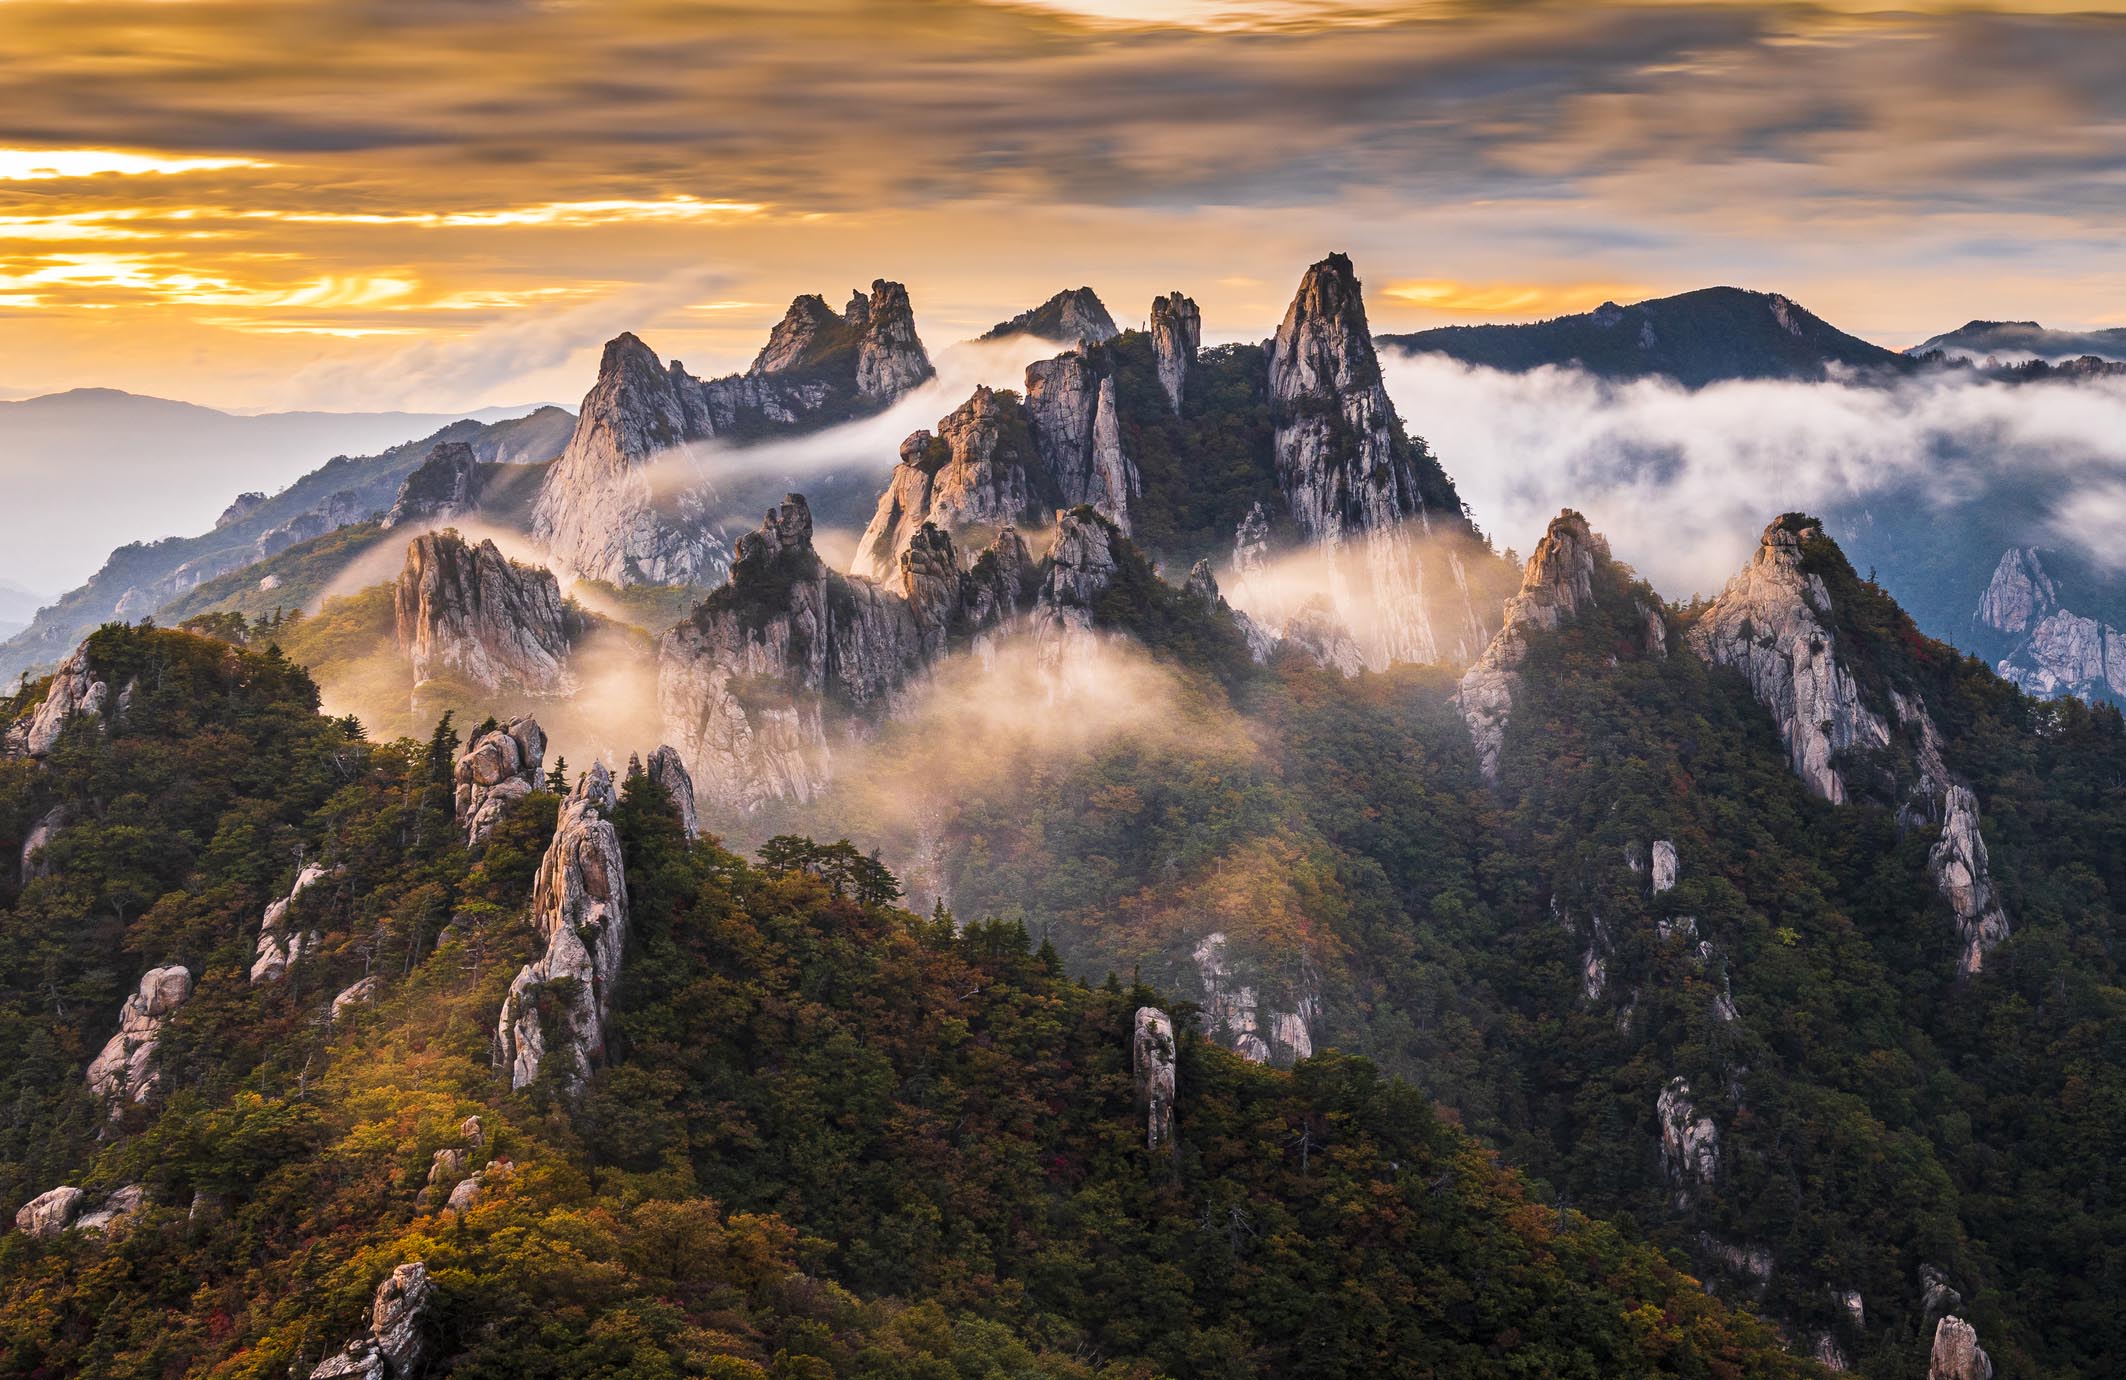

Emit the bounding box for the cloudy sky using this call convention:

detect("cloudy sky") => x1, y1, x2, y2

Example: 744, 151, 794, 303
2, 0, 2124, 411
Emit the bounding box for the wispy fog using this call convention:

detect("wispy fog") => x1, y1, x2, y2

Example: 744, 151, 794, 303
1381, 353, 2126, 599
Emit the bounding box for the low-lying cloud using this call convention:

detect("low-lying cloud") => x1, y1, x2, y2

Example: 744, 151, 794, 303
1382, 353, 2126, 598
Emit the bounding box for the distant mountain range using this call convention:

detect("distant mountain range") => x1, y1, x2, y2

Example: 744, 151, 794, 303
1377, 286, 1914, 387
1911, 319, 2126, 363
0, 388, 559, 593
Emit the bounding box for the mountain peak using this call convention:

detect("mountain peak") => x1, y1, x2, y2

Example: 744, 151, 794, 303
981, 287, 1118, 346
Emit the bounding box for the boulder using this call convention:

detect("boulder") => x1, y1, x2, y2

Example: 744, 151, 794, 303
454, 717, 546, 844
86, 965, 192, 1110
13, 1185, 85, 1237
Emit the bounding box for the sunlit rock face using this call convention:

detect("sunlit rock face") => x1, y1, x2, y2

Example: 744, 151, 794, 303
1931, 786, 2012, 976
393, 531, 585, 694
1457, 510, 1602, 782
382, 440, 487, 531
645, 745, 700, 840
1927, 1317, 1994, 1380
309, 1261, 433, 1380
5, 641, 116, 758
251, 861, 333, 984
533, 282, 932, 587
1976, 548, 2126, 701
1688, 519, 1889, 805
86, 965, 192, 1111
496, 763, 628, 1095
455, 717, 546, 845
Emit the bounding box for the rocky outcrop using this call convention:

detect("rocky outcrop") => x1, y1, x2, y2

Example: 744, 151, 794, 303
86, 965, 192, 1110
1651, 839, 1679, 894
216, 491, 267, 529
251, 862, 332, 983
6, 642, 114, 758
662, 497, 1042, 813
1189, 931, 1320, 1065
1928, 1317, 1993, 1380
851, 346, 1140, 579
1976, 547, 2056, 637
417, 1115, 485, 1209
1025, 353, 1137, 529
14, 1185, 85, 1237
1183, 560, 1273, 663
1688, 519, 1889, 804
310, 1261, 432, 1380
1930, 786, 2011, 975
1266, 254, 1487, 668
394, 532, 585, 694
252, 489, 366, 563
981, 287, 1119, 346
533, 284, 930, 587
644, 745, 700, 840
73, 1183, 144, 1233
20, 803, 65, 882
454, 717, 546, 845
330, 977, 379, 1024
1132, 1006, 1177, 1153
496, 764, 628, 1094
1150, 291, 1201, 414
382, 441, 488, 530
1657, 1076, 1719, 1203
1457, 510, 1602, 781
1279, 599, 1365, 678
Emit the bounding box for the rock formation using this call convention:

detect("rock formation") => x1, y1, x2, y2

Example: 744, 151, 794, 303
1973, 547, 2126, 702
1656, 1076, 1719, 1203
251, 861, 332, 983
1688, 519, 1890, 804
1927, 1317, 1993, 1380
1149, 291, 1201, 414
1183, 560, 1273, 663
310, 1261, 432, 1380
1694, 518, 2014, 973
382, 440, 488, 530
1189, 931, 1320, 1065
1265, 254, 1489, 668
850, 354, 1139, 580
644, 745, 700, 840
5, 642, 115, 758
454, 717, 546, 845
394, 531, 585, 694
1279, 599, 1366, 678
1930, 786, 2012, 975
661, 496, 1051, 814
1132, 1006, 1177, 1152
1457, 510, 1602, 781
14, 1185, 85, 1238
216, 491, 267, 529
981, 287, 1119, 346
19, 803, 65, 882
250, 489, 367, 564
86, 964, 192, 1110
1651, 839, 1679, 894
532, 283, 931, 587
496, 763, 628, 1094
330, 977, 379, 1025
73, 1183, 144, 1233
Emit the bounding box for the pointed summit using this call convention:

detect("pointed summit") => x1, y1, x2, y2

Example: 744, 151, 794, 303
1456, 511, 1606, 781
982, 287, 1119, 347
532, 282, 932, 587
1149, 291, 1200, 414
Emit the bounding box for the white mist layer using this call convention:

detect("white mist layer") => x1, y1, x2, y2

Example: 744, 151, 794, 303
1380, 353, 2126, 598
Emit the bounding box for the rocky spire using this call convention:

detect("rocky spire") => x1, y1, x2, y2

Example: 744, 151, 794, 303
1132, 1007, 1177, 1153
455, 717, 546, 844
981, 286, 1119, 347
1688, 518, 1890, 804
496, 762, 628, 1094
1265, 254, 1485, 668
1657, 1076, 1720, 1206
381, 440, 487, 531
310, 1262, 433, 1380
1931, 787, 2012, 975
1927, 1317, 1994, 1380
251, 862, 333, 984
1975, 546, 2056, 636
645, 745, 700, 840
1456, 511, 1604, 782
1149, 291, 1200, 414
533, 282, 929, 587
1026, 352, 1136, 529
394, 531, 585, 694
86, 965, 192, 1113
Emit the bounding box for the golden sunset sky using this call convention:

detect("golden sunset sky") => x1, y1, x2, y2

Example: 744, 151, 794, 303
2, 0, 2124, 410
